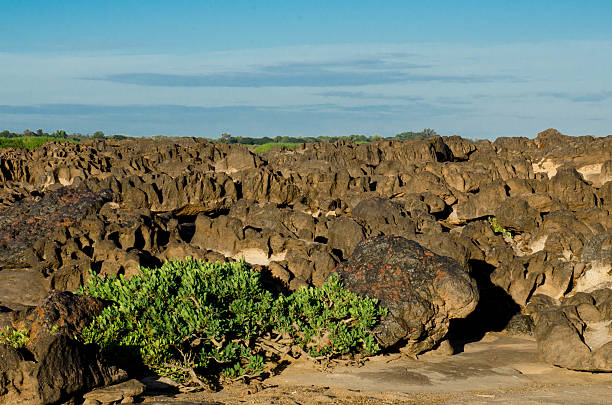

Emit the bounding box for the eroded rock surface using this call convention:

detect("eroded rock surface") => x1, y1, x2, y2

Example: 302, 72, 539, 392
527, 290, 612, 371
0, 129, 610, 378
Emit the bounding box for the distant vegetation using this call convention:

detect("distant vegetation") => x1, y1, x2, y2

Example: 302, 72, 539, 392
252, 142, 300, 153
0, 136, 78, 150
0, 129, 131, 150
216, 129, 439, 147
0, 128, 439, 151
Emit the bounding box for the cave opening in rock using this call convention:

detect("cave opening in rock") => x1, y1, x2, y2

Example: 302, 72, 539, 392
446, 259, 521, 353
177, 222, 196, 243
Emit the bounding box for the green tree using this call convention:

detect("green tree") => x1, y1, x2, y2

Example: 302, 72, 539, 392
220, 133, 233, 143
422, 128, 438, 137
92, 131, 105, 139
51, 129, 67, 138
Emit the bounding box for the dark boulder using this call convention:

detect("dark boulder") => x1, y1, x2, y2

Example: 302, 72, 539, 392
0, 291, 125, 405
27, 334, 126, 405
333, 236, 478, 355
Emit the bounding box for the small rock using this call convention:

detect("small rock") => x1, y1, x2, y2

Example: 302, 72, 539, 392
83, 379, 145, 404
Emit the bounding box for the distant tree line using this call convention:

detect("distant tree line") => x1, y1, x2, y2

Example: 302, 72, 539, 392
0, 129, 130, 141
216, 133, 372, 145
215, 128, 439, 145
1, 128, 439, 145
393, 128, 438, 140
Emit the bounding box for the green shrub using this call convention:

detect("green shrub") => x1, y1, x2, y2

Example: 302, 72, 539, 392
274, 275, 383, 358
0, 326, 29, 348
488, 216, 513, 238
78, 258, 385, 385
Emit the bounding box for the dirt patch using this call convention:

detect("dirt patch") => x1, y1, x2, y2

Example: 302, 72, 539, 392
137, 334, 612, 404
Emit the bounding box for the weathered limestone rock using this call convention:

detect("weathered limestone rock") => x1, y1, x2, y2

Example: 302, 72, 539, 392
0, 129, 611, 379
0, 186, 110, 270
527, 291, 612, 372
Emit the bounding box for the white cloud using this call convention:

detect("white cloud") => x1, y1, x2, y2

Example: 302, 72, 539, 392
1, 40, 611, 138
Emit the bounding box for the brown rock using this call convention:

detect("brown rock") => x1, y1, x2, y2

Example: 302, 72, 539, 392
334, 236, 478, 355
83, 379, 145, 405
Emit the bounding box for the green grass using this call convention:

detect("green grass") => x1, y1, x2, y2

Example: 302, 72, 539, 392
0, 136, 77, 150
252, 142, 300, 153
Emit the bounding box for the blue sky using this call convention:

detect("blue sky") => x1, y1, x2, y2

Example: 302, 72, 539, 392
1, 1, 611, 139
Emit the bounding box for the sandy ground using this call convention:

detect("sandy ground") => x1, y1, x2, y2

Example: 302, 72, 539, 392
139, 333, 612, 404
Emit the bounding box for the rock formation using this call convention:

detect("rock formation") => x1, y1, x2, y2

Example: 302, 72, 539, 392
0, 128, 611, 401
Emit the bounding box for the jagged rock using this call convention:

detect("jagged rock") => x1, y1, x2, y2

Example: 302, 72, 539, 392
494, 197, 540, 233
351, 197, 416, 237
548, 167, 598, 211
503, 313, 535, 336
0, 270, 48, 309
448, 180, 508, 223
327, 217, 366, 260
527, 291, 612, 371
213, 147, 260, 174
25, 334, 125, 405
1, 130, 611, 380
0, 186, 110, 270
0, 291, 126, 405
334, 236, 479, 355
443, 135, 476, 161
490, 252, 574, 306
414, 232, 480, 267
573, 231, 612, 293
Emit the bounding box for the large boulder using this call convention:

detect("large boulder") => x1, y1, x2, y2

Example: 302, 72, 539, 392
333, 236, 479, 355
